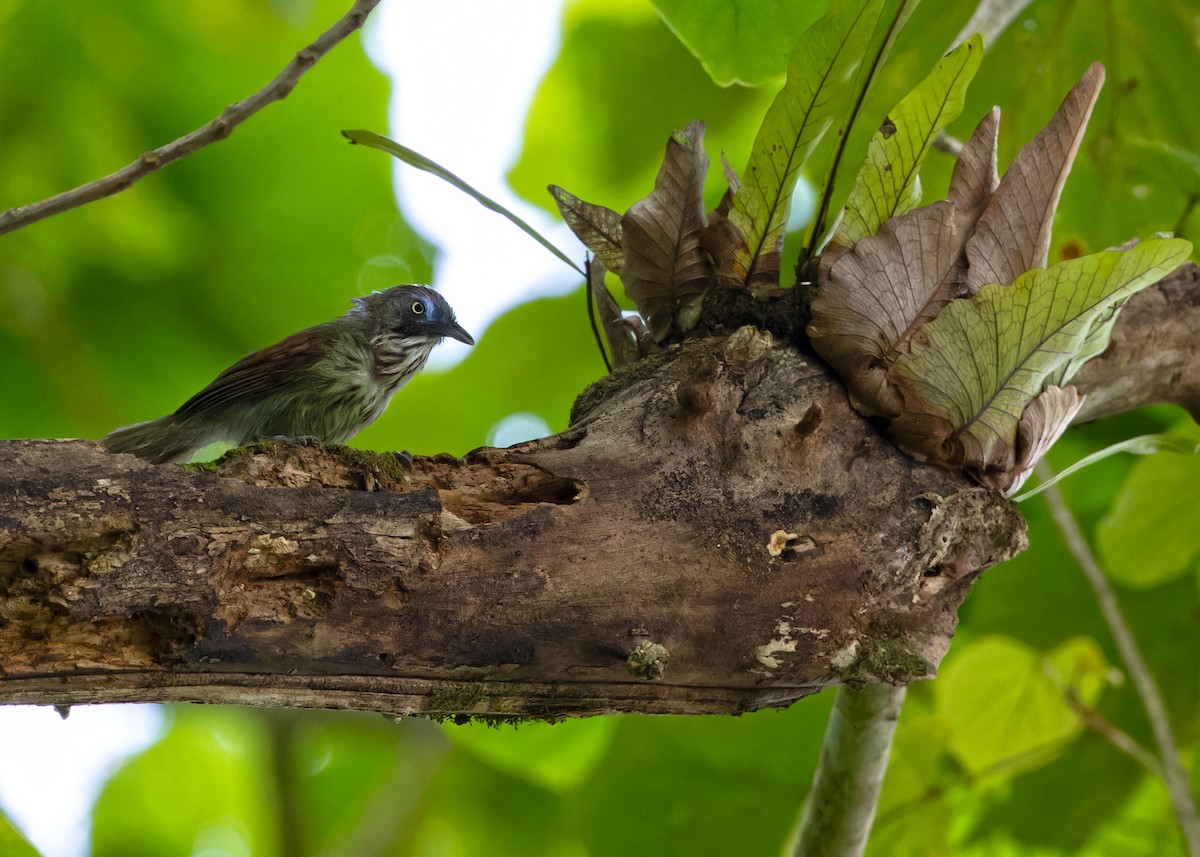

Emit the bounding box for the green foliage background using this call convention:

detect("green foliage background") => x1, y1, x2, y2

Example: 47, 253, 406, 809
2, 0, 1200, 854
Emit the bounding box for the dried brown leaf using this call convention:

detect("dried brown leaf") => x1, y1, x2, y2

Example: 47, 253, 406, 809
720, 151, 741, 196
965, 63, 1105, 292
549, 185, 625, 276
622, 121, 712, 341
587, 257, 642, 368
1003, 384, 1085, 494
809, 201, 966, 418
947, 106, 1000, 236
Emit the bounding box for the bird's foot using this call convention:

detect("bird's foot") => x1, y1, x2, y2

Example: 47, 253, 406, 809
272, 434, 322, 448
238, 436, 324, 457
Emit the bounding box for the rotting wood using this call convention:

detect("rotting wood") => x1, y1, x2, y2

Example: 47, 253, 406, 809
1, 263, 1197, 718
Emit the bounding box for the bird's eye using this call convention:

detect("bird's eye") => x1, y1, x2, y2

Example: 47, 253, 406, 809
411, 301, 425, 315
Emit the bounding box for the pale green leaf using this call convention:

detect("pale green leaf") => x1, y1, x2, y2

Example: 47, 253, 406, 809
1097, 449, 1200, 588
890, 238, 1191, 479
342, 130, 583, 275
706, 0, 885, 288
1049, 298, 1121, 387
832, 34, 983, 249
935, 635, 1106, 776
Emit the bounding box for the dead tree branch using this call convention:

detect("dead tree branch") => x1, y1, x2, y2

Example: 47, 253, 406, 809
0, 331, 1023, 717
0, 265, 1196, 718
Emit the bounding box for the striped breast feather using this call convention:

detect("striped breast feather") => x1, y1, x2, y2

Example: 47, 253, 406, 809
371, 334, 438, 389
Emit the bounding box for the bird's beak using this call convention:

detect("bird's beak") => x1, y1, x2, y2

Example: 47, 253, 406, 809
438, 320, 475, 346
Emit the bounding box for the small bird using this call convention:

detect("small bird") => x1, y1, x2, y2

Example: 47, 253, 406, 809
102, 284, 473, 464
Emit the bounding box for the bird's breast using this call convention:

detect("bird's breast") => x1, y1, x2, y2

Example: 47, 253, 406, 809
371, 336, 436, 391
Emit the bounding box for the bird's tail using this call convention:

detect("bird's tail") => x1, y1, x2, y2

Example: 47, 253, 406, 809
101, 415, 203, 465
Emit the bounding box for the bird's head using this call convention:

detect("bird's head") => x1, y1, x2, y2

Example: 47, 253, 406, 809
350, 284, 474, 346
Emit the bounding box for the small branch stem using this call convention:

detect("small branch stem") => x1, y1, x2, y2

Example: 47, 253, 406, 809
950, 0, 1036, 49
932, 133, 964, 158
1037, 463, 1200, 857
789, 684, 906, 857
1064, 688, 1162, 776
267, 711, 305, 857
0, 0, 382, 238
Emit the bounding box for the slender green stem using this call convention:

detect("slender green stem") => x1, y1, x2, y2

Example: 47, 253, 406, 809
342, 130, 583, 276
1037, 462, 1200, 857
266, 710, 305, 857
1064, 688, 1162, 776
789, 683, 907, 857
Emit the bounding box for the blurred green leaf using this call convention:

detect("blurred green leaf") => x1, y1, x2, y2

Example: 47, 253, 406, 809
569, 699, 834, 856
1097, 448, 1200, 588
445, 718, 615, 793
1084, 772, 1189, 856
508, 0, 773, 218
651, 0, 831, 86
284, 714, 449, 856
1045, 635, 1109, 705
969, 733, 1148, 852
0, 812, 40, 857
399, 747, 581, 857
91, 707, 279, 857
1127, 139, 1200, 197
935, 635, 1108, 776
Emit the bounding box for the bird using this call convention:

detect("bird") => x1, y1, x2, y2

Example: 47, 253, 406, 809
102, 284, 474, 465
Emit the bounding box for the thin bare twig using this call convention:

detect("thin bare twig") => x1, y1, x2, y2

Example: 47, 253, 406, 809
0, 0, 382, 238
931, 134, 964, 157
1037, 462, 1200, 857
1064, 687, 1162, 776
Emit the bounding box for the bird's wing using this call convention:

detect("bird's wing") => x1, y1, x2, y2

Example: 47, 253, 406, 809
174, 323, 334, 419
